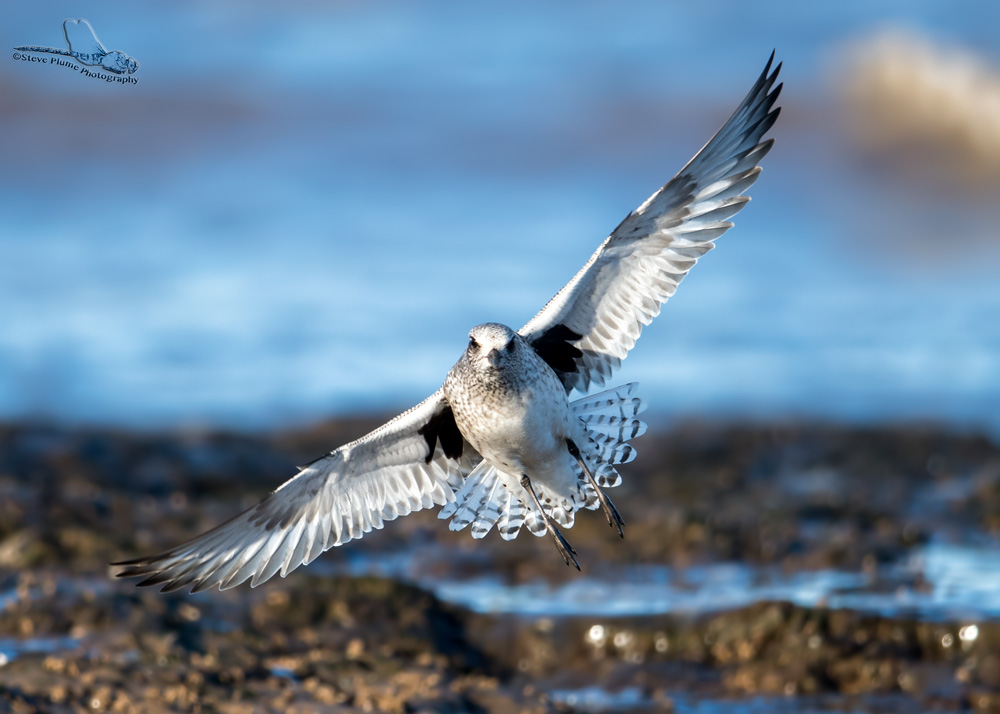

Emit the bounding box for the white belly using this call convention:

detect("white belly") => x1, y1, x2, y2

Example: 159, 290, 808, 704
446, 355, 581, 496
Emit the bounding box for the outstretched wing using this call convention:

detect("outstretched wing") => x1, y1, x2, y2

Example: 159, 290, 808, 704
521, 54, 782, 392
113, 390, 478, 593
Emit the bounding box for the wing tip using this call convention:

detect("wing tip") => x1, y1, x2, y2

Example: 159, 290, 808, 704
109, 555, 148, 568
763, 49, 781, 79
113, 560, 225, 594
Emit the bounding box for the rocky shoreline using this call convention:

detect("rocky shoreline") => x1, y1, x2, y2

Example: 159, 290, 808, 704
1, 419, 998, 712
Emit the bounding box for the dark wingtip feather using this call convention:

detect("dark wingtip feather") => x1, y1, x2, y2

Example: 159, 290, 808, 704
766, 105, 782, 131
190, 579, 217, 595
159, 580, 189, 594
109, 556, 149, 567
752, 105, 781, 139
760, 49, 775, 79
112, 561, 157, 578
112, 551, 186, 590
754, 138, 776, 160
136, 570, 176, 588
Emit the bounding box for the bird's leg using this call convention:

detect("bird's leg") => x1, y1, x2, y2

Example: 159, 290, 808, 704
519, 474, 580, 571
567, 439, 625, 539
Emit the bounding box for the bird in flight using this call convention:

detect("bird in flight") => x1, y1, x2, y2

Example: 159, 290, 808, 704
114, 54, 781, 592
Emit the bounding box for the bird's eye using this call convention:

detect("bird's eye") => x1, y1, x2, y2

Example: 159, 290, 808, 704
468, 336, 479, 350
505, 339, 515, 351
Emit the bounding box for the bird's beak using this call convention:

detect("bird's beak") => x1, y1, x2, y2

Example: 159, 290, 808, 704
487, 349, 503, 368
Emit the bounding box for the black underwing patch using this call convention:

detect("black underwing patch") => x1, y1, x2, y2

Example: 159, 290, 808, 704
418, 404, 464, 464
529, 324, 583, 375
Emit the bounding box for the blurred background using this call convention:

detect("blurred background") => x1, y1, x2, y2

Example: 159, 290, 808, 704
3, 3, 1000, 713
2, 0, 998, 432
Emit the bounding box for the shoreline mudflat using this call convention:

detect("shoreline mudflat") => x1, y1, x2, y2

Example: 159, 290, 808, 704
1, 419, 998, 712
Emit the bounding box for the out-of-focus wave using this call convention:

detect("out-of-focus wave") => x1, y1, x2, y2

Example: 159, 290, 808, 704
839, 29, 1000, 192
829, 29, 1000, 269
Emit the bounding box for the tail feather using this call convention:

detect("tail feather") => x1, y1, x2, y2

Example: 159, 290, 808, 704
606, 441, 638, 465
582, 414, 648, 440
498, 493, 525, 540
594, 461, 623, 488
440, 460, 502, 535
575, 383, 646, 474
440, 383, 646, 540
524, 508, 546, 537
571, 383, 646, 415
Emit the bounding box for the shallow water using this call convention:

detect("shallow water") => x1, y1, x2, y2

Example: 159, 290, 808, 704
328, 539, 1000, 622
0, 635, 80, 667
4, 538, 993, 677
550, 685, 650, 712
551, 688, 921, 714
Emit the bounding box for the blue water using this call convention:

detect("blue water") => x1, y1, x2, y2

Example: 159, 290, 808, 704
2, 2, 999, 429
327, 540, 1000, 623
0, 636, 80, 666
551, 689, 922, 714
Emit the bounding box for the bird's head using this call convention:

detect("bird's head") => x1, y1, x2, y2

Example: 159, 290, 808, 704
466, 323, 521, 371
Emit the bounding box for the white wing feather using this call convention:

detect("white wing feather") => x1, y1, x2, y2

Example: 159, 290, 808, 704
521, 54, 782, 392
114, 390, 479, 592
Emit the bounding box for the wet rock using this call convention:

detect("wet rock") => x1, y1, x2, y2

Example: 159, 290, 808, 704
1, 419, 999, 712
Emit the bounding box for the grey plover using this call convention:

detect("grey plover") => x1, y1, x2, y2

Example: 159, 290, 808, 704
114, 54, 781, 591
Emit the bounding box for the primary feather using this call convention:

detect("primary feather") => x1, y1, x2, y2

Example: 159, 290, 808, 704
521, 53, 782, 393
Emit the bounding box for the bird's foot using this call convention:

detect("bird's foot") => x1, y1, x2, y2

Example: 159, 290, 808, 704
520, 474, 580, 570
567, 439, 625, 539
551, 527, 580, 569
598, 492, 625, 539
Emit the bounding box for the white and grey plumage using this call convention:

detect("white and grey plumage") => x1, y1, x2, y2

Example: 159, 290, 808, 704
114, 54, 781, 590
